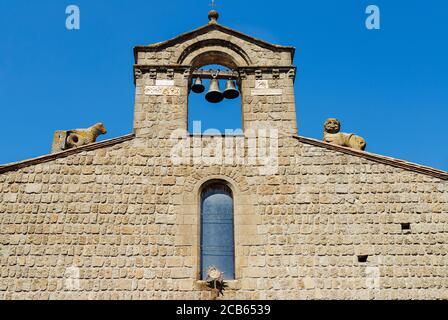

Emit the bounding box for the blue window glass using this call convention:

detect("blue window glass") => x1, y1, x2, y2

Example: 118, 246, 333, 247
200, 183, 235, 280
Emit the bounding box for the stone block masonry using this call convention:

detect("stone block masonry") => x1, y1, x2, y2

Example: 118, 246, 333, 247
0, 10, 447, 300
0, 135, 446, 300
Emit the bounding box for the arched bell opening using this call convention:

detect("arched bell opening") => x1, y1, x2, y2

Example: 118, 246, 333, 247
186, 50, 243, 95
190, 51, 239, 70
188, 63, 243, 135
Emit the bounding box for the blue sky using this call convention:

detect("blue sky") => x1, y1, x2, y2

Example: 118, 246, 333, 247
0, 0, 447, 171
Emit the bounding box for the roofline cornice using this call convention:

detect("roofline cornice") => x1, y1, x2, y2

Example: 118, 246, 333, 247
294, 136, 448, 181
0, 134, 135, 175
1, 133, 445, 181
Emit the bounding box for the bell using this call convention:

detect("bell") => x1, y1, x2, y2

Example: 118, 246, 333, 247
205, 79, 224, 103
223, 80, 239, 100
191, 78, 205, 94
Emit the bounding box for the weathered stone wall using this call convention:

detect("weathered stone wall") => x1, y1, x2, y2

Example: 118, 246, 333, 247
240, 71, 297, 136
133, 70, 189, 138
0, 136, 447, 300
1, 17, 447, 300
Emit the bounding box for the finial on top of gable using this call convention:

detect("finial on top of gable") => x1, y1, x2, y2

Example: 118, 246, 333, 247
208, 0, 219, 23
208, 10, 219, 23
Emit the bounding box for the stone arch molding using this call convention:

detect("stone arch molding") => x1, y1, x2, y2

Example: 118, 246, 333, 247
182, 169, 250, 196
176, 39, 252, 69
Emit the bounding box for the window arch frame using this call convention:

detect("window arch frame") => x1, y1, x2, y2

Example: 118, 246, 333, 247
182, 175, 255, 284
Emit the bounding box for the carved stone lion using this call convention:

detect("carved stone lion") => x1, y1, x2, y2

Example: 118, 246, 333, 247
66, 123, 107, 149
52, 123, 107, 153
323, 118, 366, 151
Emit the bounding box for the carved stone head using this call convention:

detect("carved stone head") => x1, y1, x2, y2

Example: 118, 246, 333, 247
324, 118, 341, 134
93, 123, 107, 135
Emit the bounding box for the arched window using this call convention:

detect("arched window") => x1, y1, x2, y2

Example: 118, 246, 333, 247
200, 182, 235, 280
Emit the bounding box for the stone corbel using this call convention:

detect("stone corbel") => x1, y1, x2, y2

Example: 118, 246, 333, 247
167, 69, 175, 80
134, 68, 143, 79
288, 68, 295, 79
149, 69, 157, 79
183, 68, 191, 79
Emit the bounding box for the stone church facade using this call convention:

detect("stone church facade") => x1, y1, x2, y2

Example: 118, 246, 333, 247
0, 11, 447, 300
